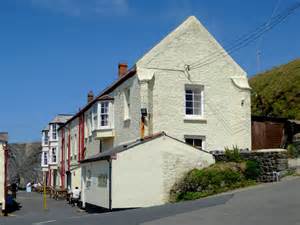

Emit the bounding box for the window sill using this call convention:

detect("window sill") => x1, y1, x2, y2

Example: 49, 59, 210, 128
184, 116, 206, 122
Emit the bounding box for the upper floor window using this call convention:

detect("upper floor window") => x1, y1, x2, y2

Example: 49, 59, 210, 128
43, 152, 48, 166
52, 147, 57, 163
100, 102, 109, 127
52, 124, 57, 140
44, 131, 49, 145
124, 88, 131, 120
185, 85, 204, 117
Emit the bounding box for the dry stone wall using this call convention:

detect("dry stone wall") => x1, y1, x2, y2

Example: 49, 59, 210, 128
214, 149, 288, 182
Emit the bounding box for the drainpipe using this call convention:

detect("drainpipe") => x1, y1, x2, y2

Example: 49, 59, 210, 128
78, 116, 81, 162
61, 128, 65, 189
108, 159, 112, 211
68, 127, 71, 171
81, 114, 85, 160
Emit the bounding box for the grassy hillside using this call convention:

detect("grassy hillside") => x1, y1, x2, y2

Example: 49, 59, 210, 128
250, 59, 300, 120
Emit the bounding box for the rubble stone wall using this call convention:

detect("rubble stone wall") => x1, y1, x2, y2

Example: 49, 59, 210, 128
214, 149, 288, 182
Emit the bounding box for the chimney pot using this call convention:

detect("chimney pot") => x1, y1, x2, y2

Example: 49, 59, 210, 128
118, 63, 128, 78
87, 91, 94, 103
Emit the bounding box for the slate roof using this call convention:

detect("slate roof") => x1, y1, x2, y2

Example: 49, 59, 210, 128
49, 114, 74, 124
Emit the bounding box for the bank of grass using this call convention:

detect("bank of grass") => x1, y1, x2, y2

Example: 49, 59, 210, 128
170, 162, 259, 202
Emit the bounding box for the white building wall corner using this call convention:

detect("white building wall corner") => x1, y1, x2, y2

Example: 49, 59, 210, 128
112, 76, 142, 146
160, 138, 215, 202
0, 143, 5, 210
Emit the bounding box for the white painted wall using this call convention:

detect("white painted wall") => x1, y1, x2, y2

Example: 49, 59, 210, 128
82, 161, 110, 208
0, 142, 5, 210
111, 135, 215, 208
111, 76, 142, 146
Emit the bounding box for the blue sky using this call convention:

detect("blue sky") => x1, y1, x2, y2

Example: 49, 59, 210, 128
0, 0, 299, 143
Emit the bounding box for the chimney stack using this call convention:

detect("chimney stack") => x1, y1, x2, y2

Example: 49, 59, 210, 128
118, 63, 128, 78
87, 91, 94, 103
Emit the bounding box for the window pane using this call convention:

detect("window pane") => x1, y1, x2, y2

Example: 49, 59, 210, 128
186, 108, 193, 115
193, 89, 201, 94
185, 93, 193, 101
194, 94, 201, 102
185, 89, 193, 94
101, 115, 108, 126
194, 101, 201, 110
185, 138, 194, 146
185, 101, 193, 108
194, 108, 201, 115
194, 139, 202, 148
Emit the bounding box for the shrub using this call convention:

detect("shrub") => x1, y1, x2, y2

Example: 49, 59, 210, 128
287, 144, 299, 159
244, 160, 261, 180
171, 162, 256, 202
224, 146, 242, 162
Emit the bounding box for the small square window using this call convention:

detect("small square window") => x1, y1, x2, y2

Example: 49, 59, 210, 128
185, 136, 205, 150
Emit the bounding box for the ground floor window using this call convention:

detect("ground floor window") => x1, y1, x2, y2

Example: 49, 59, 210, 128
185, 136, 205, 150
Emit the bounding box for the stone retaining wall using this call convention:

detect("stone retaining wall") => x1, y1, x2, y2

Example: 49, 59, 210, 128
214, 149, 288, 182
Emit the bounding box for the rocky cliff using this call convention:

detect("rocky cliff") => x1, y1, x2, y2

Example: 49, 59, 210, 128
8, 142, 42, 188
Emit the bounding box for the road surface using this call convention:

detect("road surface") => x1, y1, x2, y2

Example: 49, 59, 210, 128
1, 177, 300, 225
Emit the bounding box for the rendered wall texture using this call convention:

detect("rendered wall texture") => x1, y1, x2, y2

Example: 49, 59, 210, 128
0, 143, 5, 209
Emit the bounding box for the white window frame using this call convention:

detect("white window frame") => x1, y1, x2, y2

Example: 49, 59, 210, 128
124, 88, 131, 121
88, 111, 92, 136
92, 104, 98, 130
42, 152, 48, 166
51, 147, 57, 163
100, 101, 110, 129
184, 85, 204, 119
184, 135, 206, 150
44, 131, 49, 145
52, 124, 57, 140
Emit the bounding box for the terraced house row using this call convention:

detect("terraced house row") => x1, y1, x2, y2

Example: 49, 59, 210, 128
41, 16, 251, 210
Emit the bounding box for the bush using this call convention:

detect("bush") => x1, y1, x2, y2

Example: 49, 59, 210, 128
171, 162, 257, 202
244, 160, 261, 180
287, 144, 299, 158
224, 146, 242, 162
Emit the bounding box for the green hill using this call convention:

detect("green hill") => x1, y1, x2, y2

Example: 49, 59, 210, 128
250, 59, 300, 120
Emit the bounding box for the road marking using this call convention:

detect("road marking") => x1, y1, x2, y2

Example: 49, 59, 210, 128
32, 220, 56, 225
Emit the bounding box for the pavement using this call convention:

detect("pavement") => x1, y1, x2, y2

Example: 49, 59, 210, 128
1, 177, 300, 225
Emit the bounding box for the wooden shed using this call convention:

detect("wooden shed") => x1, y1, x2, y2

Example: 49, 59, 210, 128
251, 116, 300, 150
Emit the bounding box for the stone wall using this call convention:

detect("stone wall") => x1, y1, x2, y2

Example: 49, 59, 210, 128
214, 149, 288, 182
